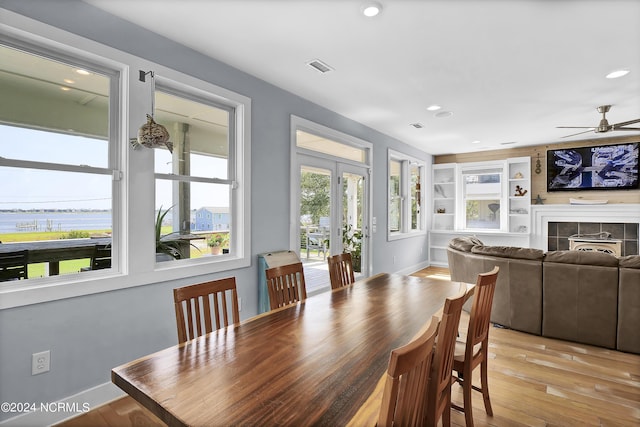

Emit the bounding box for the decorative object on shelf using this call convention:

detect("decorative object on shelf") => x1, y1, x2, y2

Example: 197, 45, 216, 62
513, 172, 524, 179
535, 153, 542, 174
533, 194, 546, 205
514, 185, 528, 197
434, 184, 446, 198
437, 208, 446, 214
517, 225, 528, 233
130, 70, 174, 153
570, 198, 608, 205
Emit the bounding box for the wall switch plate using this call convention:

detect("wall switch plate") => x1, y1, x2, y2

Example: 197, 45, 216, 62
32, 350, 50, 375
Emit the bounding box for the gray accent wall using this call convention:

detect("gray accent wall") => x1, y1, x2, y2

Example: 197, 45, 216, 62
0, 1, 431, 419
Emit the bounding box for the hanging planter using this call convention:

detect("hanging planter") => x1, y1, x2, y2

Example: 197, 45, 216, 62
130, 70, 174, 153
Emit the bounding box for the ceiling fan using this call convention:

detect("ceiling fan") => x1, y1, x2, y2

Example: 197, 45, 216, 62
557, 105, 640, 138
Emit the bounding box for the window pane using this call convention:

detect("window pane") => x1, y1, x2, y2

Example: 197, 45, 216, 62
153, 90, 230, 180
410, 164, 421, 230
155, 179, 231, 262
297, 130, 366, 163
0, 45, 110, 167
464, 173, 501, 197
465, 199, 500, 229
389, 159, 401, 232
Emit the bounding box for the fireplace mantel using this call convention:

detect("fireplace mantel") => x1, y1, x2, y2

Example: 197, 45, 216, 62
531, 204, 640, 250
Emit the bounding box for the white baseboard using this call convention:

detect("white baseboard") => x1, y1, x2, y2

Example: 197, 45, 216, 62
395, 260, 431, 276
0, 382, 125, 427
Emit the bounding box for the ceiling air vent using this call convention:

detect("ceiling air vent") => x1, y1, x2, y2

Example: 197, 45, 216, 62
307, 59, 334, 74
410, 123, 424, 129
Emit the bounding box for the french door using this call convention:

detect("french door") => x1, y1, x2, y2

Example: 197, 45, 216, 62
296, 155, 369, 293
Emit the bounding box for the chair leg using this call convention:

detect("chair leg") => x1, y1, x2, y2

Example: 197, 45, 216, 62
442, 391, 451, 427
463, 368, 474, 427
480, 358, 493, 416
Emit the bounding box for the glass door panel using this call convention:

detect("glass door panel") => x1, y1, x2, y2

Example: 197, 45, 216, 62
299, 164, 333, 293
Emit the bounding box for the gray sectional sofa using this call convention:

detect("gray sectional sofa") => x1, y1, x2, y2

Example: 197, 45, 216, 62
446, 236, 640, 354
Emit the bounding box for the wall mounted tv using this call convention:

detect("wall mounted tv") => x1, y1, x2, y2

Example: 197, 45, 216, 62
547, 142, 639, 191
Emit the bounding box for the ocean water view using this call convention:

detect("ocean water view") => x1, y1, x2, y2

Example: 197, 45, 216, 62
0, 211, 112, 234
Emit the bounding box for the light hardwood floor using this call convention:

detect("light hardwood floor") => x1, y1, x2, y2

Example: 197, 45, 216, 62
57, 267, 640, 427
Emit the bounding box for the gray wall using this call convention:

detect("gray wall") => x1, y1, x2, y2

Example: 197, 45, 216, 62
0, 1, 431, 420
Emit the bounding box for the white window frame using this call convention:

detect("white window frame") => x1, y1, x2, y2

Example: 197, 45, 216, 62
457, 161, 508, 232
387, 149, 426, 240
0, 11, 251, 309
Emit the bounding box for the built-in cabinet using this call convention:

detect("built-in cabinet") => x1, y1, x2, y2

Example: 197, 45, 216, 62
429, 157, 532, 266
432, 163, 457, 231
507, 157, 531, 233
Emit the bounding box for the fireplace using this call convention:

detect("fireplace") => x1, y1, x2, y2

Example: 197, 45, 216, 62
531, 204, 640, 256
568, 233, 622, 256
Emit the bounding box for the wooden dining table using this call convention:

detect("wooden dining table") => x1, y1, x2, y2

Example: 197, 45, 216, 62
111, 272, 465, 426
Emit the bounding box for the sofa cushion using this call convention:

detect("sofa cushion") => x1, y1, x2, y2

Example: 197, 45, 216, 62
448, 236, 483, 252
471, 245, 544, 261
619, 255, 640, 269
544, 250, 619, 267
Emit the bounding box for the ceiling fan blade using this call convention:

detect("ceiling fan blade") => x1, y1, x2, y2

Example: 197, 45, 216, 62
612, 118, 640, 128
556, 126, 595, 129
561, 129, 595, 138
613, 127, 640, 131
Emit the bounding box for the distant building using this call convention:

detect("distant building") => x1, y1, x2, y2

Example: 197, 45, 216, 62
194, 207, 230, 231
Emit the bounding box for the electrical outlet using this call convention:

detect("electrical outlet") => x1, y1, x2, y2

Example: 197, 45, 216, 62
32, 350, 50, 375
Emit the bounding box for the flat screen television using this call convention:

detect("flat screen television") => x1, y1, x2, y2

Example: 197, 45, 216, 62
547, 142, 639, 191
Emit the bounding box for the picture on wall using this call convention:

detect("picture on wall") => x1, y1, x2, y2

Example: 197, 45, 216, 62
547, 142, 639, 191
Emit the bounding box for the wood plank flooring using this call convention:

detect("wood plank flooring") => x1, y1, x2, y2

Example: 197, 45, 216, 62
57, 267, 640, 427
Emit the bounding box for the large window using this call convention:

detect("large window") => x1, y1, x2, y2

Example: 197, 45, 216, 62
153, 84, 237, 263
0, 42, 119, 279
462, 167, 503, 230
388, 150, 425, 238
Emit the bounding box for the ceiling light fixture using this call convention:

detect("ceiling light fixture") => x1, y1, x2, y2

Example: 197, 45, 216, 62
426, 105, 441, 111
362, 2, 382, 17
606, 69, 629, 79
76, 69, 90, 75
471, 140, 481, 144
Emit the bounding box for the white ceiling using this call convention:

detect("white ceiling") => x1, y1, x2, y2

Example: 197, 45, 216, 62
85, 0, 640, 155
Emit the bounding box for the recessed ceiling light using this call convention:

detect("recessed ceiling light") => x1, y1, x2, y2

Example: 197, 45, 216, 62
471, 140, 481, 144
63, 78, 75, 84
76, 69, 90, 75
426, 105, 441, 111
500, 141, 517, 145
606, 69, 629, 79
434, 111, 453, 119
362, 2, 382, 17
60, 86, 71, 91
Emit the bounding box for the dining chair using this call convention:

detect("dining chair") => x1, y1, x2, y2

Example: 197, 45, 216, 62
451, 266, 500, 427
423, 283, 467, 426
0, 250, 28, 281
173, 277, 240, 344
81, 244, 112, 272
377, 316, 440, 427
327, 252, 356, 289
265, 262, 307, 310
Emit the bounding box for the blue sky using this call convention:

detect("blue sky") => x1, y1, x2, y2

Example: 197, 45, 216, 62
0, 125, 229, 210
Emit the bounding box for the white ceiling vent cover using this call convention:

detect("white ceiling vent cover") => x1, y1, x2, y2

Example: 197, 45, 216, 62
307, 59, 334, 74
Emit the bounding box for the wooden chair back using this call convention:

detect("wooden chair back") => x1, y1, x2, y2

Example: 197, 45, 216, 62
0, 250, 28, 281
173, 277, 240, 344
378, 316, 439, 427
265, 262, 307, 310
466, 267, 499, 353
327, 252, 356, 289
426, 284, 467, 426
